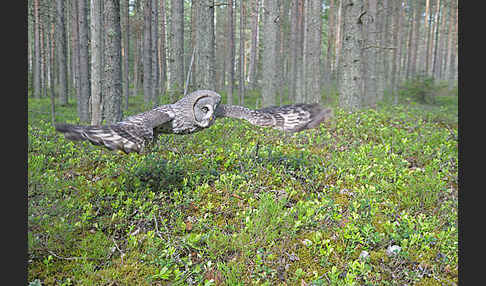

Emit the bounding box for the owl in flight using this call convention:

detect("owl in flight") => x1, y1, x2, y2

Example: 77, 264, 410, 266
55, 90, 333, 154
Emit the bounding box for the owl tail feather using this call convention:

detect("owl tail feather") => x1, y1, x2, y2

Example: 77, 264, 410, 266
54, 123, 143, 154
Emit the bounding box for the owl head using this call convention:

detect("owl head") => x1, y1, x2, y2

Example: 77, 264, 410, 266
171, 90, 222, 133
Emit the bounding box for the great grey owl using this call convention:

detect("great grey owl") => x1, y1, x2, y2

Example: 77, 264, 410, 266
55, 90, 333, 154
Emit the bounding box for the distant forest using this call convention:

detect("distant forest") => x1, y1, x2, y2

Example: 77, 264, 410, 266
27, 0, 458, 124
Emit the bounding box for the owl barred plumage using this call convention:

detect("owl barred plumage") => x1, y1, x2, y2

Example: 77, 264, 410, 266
55, 90, 333, 154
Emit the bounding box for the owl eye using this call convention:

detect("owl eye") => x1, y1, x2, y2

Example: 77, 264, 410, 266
201, 106, 209, 113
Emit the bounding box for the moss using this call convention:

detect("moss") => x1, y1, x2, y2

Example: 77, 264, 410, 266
28, 94, 458, 285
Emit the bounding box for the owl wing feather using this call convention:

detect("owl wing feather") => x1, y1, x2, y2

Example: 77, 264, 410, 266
55, 105, 175, 154
215, 103, 333, 132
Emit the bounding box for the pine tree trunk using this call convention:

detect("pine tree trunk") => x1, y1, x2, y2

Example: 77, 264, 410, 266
104, 0, 123, 124
78, 0, 91, 123
405, 0, 414, 79
239, 0, 246, 105
294, 0, 305, 103
226, 0, 235, 104
447, 1, 457, 89
195, 0, 216, 90
305, 0, 322, 104
411, 1, 422, 77
56, 0, 68, 105
159, 0, 168, 97
248, 0, 259, 90
143, 0, 153, 104
432, 0, 441, 79
215, 6, 226, 91
133, 0, 142, 97
364, 0, 378, 107
423, 0, 431, 75
390, 0, 400, 101
151, 0, 159, 104
338, 0, 364, 110
123, 0, 130, 109
90, 0, 103, 125
48, 16, 56, 124
326, 0, 335, 84
169, 0, 184, 98
261, 0, 279, 107
71, 0, 80, 104
33, 0, 41, 98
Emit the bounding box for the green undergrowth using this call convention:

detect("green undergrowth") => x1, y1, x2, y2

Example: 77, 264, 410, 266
28, 94, 457, 285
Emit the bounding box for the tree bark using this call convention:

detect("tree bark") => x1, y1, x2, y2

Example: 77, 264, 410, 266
104, 0, 123, 124
159, 0, 168, 97
239, 0, 246, 105
33, 0, 41, 98
261, 0, 279, 107
423, 0, 431, 75
123, 0, 130, 109
90, 0, 104, 125
248, 0, 260, 90
78, 0, 91, 123
411, 1, 422, 77
143, 0, 153, 104
151, 0, 159, 104
56, 0, 68, 105
71, 0, 80, 105
432, 0, 441, 79
194, 0, 216, 91
305, 0, 322, 104
338, 0, 364, 110
226, 0, 235, 104
169, 0, 184, 98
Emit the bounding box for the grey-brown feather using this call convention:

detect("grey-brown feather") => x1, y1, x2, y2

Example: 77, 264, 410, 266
215, 103, 333, 132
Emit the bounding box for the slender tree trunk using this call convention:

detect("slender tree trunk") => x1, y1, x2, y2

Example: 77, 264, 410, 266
78, 0, 91, 122
437, 0, 447, 80
364, 0, 378, 107
305, 0, 322, 104
33, 0, 41, 98
411, 1, 422, 77
444, 0, 454, 83
151, 0, 159, 104
294, 0, 305, 103
123, 0, 130, 109
261, 0, 279, 107
90, 0, 103, 125
215, 6, 226, 91
432, 0, 441, 79
390, 0, 400, 101
248, 0, 260, 90
169, 0, 184, 98
326, 0, 335, 84
423, 0, 431, 75
133, 0, 142, 97
447, 1, 457, 89
41, 7, 47, 98
143, 0, 153, 104
239, 0, 246, 105
49, 16, 56, 124
334, 0, 344, 81
194, 0, 216, 90
56, 0, 68, 105
104, 0, 123, 124
159, 0, 168, 97
338, 0, 364, 110
71, 0, 80, 103
226, 0, 235, 104
405, 0, 414, 79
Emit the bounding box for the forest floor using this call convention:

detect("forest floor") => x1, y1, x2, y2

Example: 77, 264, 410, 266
28, 92, 458, 285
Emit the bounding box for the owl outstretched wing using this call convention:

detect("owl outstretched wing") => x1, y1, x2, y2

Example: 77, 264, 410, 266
55, 105, 175, 154
215, 103, 333, 132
